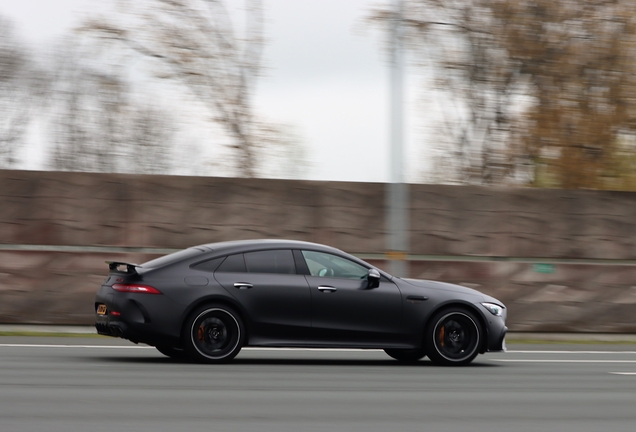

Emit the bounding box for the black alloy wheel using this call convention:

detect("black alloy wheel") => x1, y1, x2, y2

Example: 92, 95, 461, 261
426, 308, 481, 366
384, 348, 427, 363
185, 305, 244, 363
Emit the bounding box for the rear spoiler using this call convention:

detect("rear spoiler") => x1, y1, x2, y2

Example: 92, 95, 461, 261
106, 261, 140, 274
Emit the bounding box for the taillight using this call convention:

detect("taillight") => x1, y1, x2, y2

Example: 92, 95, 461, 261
111, 283, 162, 294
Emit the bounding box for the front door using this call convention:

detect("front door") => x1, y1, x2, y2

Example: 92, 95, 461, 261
301, 250, 404, 345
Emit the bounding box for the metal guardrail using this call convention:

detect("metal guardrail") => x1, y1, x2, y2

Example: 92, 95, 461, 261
0, 244, 180, 254
2, 244, 636, 266
357, 254, 636, 266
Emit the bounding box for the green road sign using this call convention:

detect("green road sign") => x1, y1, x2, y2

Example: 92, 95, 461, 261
533, 263, 556, 274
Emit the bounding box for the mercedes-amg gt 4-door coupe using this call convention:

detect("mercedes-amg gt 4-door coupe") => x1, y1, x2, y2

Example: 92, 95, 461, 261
95, 239, 507, 366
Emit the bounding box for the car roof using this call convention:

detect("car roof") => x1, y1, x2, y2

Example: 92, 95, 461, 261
146, 239, 393, 281
196, 239, 345, 255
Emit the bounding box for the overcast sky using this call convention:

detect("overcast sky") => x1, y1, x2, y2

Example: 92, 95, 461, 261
0, 0, 429, 183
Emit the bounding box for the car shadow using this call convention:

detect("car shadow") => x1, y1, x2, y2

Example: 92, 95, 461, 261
89, 355, 500, 367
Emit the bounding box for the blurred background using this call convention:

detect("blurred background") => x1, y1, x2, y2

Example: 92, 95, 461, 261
0, 0, 400, 181
3, 0, 636, 188
1, 0, 636, 332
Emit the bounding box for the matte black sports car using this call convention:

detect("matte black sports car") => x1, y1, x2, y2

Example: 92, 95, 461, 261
95, 240, 506, 365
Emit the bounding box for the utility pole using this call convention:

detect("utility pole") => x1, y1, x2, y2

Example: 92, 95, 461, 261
386, 0, 409, 277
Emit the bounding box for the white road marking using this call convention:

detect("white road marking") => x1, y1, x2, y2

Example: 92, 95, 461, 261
494, 359, 636, 363
507, 350, 636, 354
609, 372, 636, 375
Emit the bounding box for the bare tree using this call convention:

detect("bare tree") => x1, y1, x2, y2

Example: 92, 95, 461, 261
0, 16, 34, 168
371, 1, 528, 185
256, 122, 310, 179
48, 38, 175, 174
79, 0, 266, 177
124, 103, 175, 175
49, 40, 127, 172
372, 0, 636, 189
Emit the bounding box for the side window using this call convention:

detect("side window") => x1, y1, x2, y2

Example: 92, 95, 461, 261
301, 250, 368, 279
215, 254, 247, 273
244, 250, 296, 275
192, 257, 225, 273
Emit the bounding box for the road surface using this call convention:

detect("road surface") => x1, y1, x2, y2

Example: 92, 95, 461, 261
1, 337, 636, 432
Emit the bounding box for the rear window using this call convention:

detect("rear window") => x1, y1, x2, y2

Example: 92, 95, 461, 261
192, 257, 225, 273
216, 254, 247, 273
141, 248, 205, 269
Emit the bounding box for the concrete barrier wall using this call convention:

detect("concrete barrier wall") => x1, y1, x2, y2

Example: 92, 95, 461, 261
1, 170, 636, 331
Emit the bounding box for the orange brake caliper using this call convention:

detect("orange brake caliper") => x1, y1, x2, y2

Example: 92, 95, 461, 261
198, 325, 205, 341
439, 326, 445, 347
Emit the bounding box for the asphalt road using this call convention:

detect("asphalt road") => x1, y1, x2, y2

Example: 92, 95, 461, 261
2, 337, 636, 432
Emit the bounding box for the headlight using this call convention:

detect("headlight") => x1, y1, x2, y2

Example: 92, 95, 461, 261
481, 302, 504, 317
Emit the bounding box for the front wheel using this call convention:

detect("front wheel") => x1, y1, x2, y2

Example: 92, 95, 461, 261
384, 348, 426, 363
425, 308, 481, 366
184, 305, 244, 363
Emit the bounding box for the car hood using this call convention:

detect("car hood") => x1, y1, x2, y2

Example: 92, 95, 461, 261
400, 278, 485, 299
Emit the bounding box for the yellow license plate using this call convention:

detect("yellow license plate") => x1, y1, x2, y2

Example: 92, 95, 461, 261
97, 304, 107, 315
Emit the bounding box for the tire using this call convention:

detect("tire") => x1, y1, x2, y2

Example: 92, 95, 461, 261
156, 345, 187, 360
384, 348, 426, 363
425, 307, 481, 366
184, 304, 244, 363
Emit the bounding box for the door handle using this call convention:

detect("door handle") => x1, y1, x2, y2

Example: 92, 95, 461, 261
233, 283, 253, 290
318, 286, 337, 293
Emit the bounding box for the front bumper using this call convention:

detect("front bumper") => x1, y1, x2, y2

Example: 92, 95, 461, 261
488, 325, 507, 352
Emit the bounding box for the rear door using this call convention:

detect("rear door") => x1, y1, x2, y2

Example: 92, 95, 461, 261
213, 249, 311, 343
301, 250, 404, 345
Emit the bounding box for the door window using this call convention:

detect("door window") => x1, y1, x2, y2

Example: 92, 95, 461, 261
301, 250, 368, 279
244, 250, 296, 275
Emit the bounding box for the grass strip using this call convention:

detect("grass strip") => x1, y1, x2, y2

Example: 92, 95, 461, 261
0, 331, 105, 338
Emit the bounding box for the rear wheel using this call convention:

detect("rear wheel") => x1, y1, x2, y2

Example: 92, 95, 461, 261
426, 308, 481, 366
384, 348, 426, 363
184, 305, 244, 363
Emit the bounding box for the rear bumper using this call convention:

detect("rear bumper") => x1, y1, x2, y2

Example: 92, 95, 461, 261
94, 285, 181, 347
95, 320, 128, 339
95, 316, 180, 347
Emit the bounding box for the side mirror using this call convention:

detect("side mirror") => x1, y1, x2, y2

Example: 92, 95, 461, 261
367, 268, 381, 289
